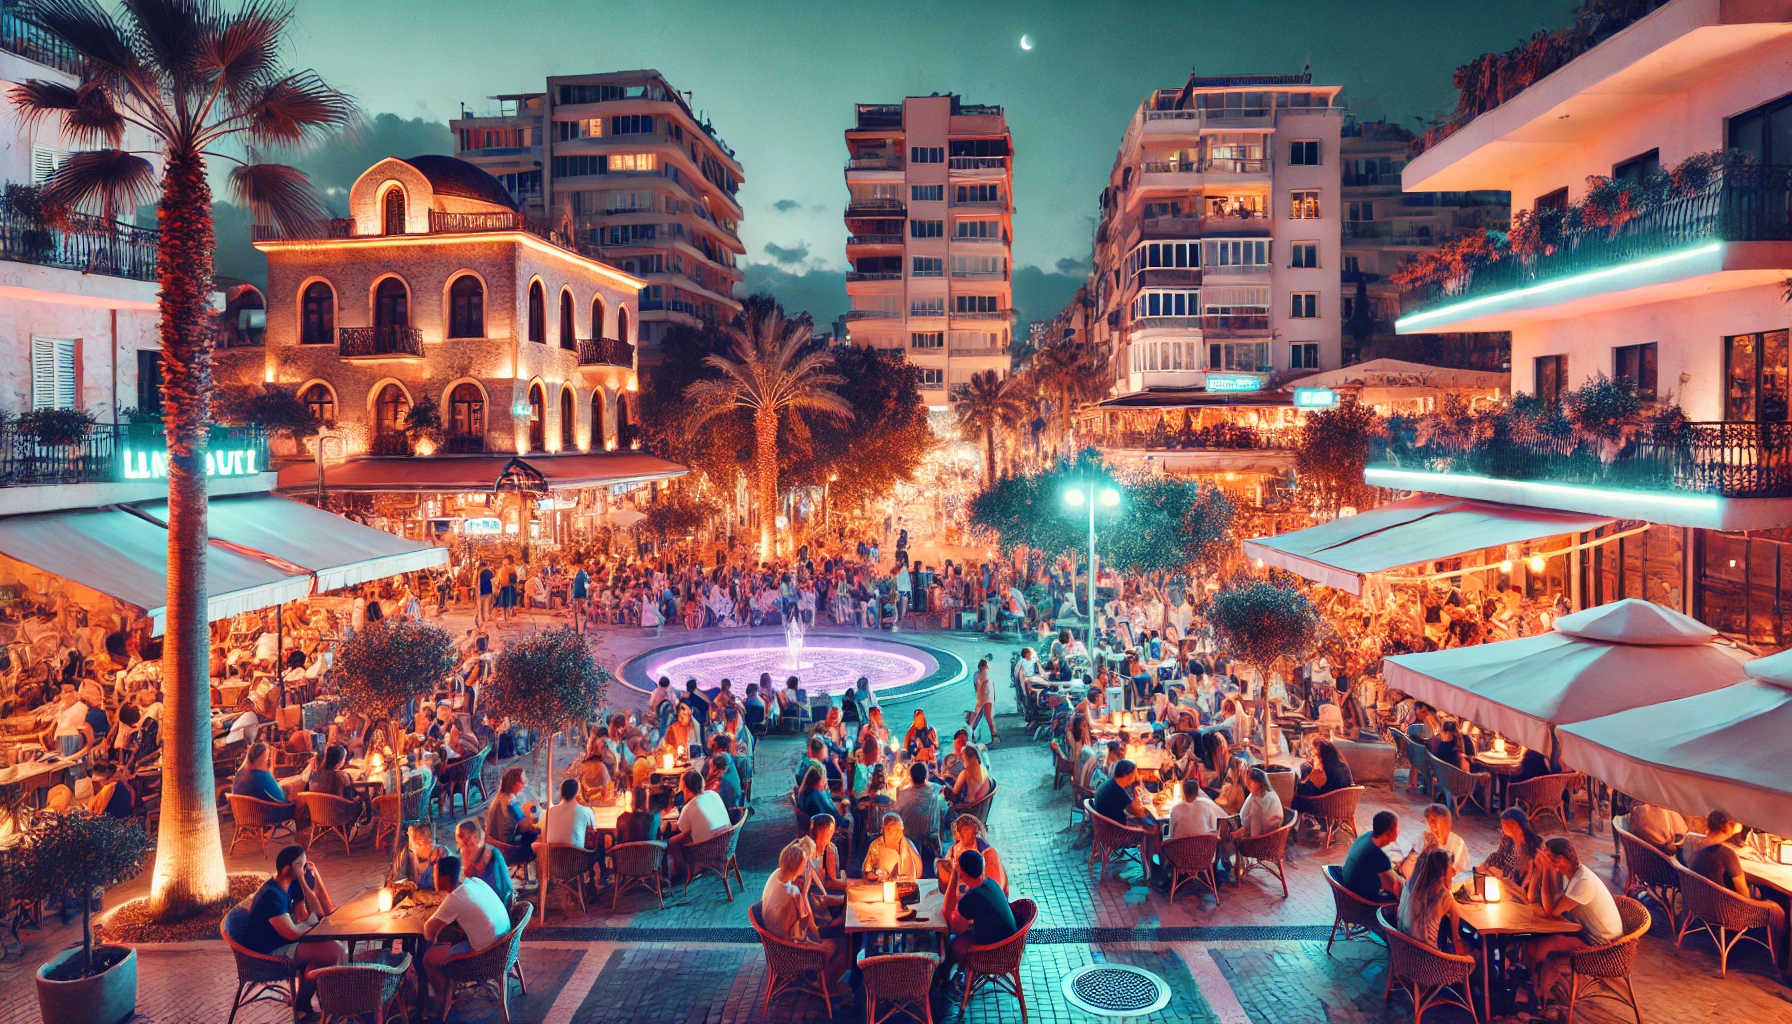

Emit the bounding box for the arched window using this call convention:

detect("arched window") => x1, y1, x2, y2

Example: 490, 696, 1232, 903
374, 383, 409, 437
590, 390, 607, 448
300, 282, 334, 344
382, 184, 406, 235
447, 382, 484, 453
527, 383, 546, 451
301, 383, 335, 422
374, 278, 408, 327
448, 275, 484, 338
559, 387, 575, 448
616, 391, 635, 449
617, 306, 630, 344
591, 297, 607, 340
558, 290, 575, 350
527, 281, 545, 344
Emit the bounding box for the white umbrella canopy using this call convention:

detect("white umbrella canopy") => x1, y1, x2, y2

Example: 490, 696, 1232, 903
1381, 599, 1751, 752
604, 507, 646, 528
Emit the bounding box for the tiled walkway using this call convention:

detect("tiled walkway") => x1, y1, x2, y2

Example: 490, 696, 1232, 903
2, 621, 1786, 1022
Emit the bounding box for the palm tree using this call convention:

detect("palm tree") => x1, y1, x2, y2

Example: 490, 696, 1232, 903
11, 0, 352, 919
1029, 341, 1108, 452
953, 369, 1027, 484
684, 301, 850, 561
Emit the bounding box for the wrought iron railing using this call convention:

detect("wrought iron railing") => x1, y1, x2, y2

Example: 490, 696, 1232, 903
338, 325, 424, 358
1, 5, 83, 74
577, 337, 635, 367
0, 423, 268, 487
1095, 426, 1298, 453
0, 210, 158, 282
847, 233, 902, 246
950, 310, 1011, 321
845, 199, 906, 215
845, 270, 901, 282
846, 157, 903, 171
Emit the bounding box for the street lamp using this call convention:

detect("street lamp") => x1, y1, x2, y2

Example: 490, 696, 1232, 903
1064, 480, 1121, 667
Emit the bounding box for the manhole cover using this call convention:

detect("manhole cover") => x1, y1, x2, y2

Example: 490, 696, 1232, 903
1061, 964, 1172, 1017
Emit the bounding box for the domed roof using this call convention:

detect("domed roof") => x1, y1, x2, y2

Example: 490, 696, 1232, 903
396, 154, 518, 211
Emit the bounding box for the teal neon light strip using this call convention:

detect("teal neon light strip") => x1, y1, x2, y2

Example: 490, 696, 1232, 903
1395, 242, 1723, 330
1362, 466, 1722, 514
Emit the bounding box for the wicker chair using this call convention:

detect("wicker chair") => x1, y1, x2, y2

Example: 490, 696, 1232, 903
1051, 747, 1075, 791
1387, 729, 1411, 784
1376, 907, 1477, 1024
682, 822, 741, 901
297, 791, 365, 856
1161, 833, 1221, 904
1087, 801, 1147, 883
958, 898, 1037, 1022
463, 745, 493, 806
951, 780, 997, 826
435, 756, 472, 817
608, 840, 668, 910
1069, 776, 1095, 830
488, 835, 535, 888
1234, 809, 1297, 898
313, 952, 410, 1024
440, 900, 532, 1023
221, 906, 298, 1024
1405, 743, 1433, 796
539, 842, 599, 922
1509, 773, 1579, 833
862, 952, 938, 1024
751, 902, 836, 1018
1614, 823, 1683, 931
1325, 864, 1394, 955
1674, 861, 1781, 977
225, 793, 298, 856
1427, 758, 1493, 817
373, 776, 433, 854
1563, 894, 1650, 1024
1298, 785, 1364, 850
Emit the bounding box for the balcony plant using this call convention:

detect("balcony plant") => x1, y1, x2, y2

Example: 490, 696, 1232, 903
1563, 372, 1642, 445
2, 183, 55, 262
24, 811, 151, 1024
18, 407, 97, 448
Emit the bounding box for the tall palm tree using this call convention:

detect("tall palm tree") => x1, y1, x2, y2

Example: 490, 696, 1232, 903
685, 301, 850, 561
11, 0, 352, 919
953, 369, 1027, 484
1029, 341, 1108, 452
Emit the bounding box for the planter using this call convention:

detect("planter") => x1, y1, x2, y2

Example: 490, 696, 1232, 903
1263, 764, 1296, 808
35, 944, 136, 1024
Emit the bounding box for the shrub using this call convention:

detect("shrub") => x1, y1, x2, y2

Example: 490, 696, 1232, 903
368, 431, 413, 457
1563, 372, 1641, 442
17, 407, 97, 447
19, 812, 150, 978
334, 618, 458, 753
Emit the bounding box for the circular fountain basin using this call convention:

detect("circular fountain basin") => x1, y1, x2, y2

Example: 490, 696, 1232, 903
620, 632, 963, 701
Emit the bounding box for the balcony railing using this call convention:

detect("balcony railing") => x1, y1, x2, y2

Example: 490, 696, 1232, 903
338, 325, 424, 358
949, 345, 1008, 357
1374, 420, 1792, 499
847, 156, 903, 171
1204, 157, 1271, 174
577, 337, 635, 367
846, 199, 906, 216
948, 157, 1007, 172
1402, 167, 1792, 317
0, 210, 158, 282
0, 423, 268, 488
1, 7, 83, 74
951, 269, 1009, 281
252, 210, 610, 263
1202, 314, 1271, 335
1139, 268, 1201, 286
847, 233, 902, 246
842, 309, 901, 320
1093, 425, 1298, 453
1140, 215, 1206, 237
950, 310, 1011, 321
845, 271, 902, 282
949, 197, 1007, 208
1133, 315, 1203, 329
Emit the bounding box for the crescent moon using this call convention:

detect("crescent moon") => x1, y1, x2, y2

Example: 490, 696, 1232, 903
1020, 34, 1033, 50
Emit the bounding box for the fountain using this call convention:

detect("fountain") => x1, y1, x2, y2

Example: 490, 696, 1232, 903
785, 617, 806, 670
626, 623, 955, 698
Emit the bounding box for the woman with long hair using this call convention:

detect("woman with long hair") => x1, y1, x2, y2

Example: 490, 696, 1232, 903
1398, 847, 1463, 952
1481, 807, 1545, 887
904, 709, 939, 763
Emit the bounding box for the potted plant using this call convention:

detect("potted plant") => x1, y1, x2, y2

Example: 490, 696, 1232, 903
484, 626, 613, 772
17, 407, 97, 449
25, 812, 151, 1024
1207, 581, 1320, 767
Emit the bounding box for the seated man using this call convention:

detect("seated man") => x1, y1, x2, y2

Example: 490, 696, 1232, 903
667, 769, 729, 881
1684, 809, 1785, 945
937, 849, 1017, 985
1093, 759, 1165, 883
1522, 837, 1626, 1000
231, 742, 289, 805
1626, 801, 1687, 855
1341, 811, 1403, 903
541, 777, 598, 852
422, 856, 511, 1020
244, 845, 341, 1017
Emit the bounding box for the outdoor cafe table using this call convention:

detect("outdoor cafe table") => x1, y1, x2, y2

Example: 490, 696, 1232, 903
309, 886, 446, 1012
1471, 749, 1525, 810
845, 879, 947, 949
1455, 890, 1581, 1022
1739, 849, 1792, 963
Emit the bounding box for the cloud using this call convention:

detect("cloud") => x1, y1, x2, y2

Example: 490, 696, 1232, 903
762, 241, 811, 265
742, 264, 847, 325
772, 199, 802, 213
1054, 256, 1089, 276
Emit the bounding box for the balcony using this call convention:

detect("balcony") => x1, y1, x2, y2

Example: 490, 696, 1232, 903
949, 197, 1007, 209
1203, 157, 1271, 175
1202, 314, 1271, 336
1139, 268, 1201, 287
253, 209, 613, 265
1132, 315, 1204, 330
845, 271, 902, 282
0, 423, 267, 488
847, 156, 903, 171
948, 157, 1007, 174
854, 105, 904, 130
845, 198, 906, 217
1, 8, 83, 74
1092, 424, 1298, 454
338, 325, 424, 359
577, 337, 635, 367
950, 309, 1012, 321
1, 210, 158, 283
951, 269, 1008, 281
847, 233, 902, 246
949, 345, 1008, 358
1140, 215, 1206, 238
842, 309, 901, 321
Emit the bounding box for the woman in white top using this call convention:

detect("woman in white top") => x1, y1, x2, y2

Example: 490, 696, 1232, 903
1238, 768, 1285, 837
970, 659, 997, 743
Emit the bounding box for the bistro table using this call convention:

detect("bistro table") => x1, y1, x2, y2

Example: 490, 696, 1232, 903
1471, 749, 1525, 810
310, 886, 447, 1015
845, 879, 947, 947
1455, 889, 1582, 1021
1739, 848, 1792, 969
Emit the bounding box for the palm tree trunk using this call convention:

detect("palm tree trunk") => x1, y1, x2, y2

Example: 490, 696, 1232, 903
146, 154, 229, 918
754, 407, 778, 562
984, 424, 998, 483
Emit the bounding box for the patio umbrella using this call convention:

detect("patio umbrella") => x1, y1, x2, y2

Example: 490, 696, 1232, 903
1381, 599, 1750, 752
604, 507, 646, 529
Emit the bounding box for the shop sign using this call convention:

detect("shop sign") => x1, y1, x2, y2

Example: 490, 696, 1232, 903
1293, 387, 1337, 409
1207, 375, 1263, 393
122, 447, 260, 480
611, 481, 645, 497
461, 516, 503, 535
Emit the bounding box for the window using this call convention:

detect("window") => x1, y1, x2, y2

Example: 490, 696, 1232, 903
1728, 92, 1792, 167
1534, 354, 1569, 406
617, 307, 630, 342
1130, 290, 1200, 319
1724, 330, 1790, 421
1614, 342, 1658, 400
911, 332, 944, 349
30, 145, 62, 186
374, 383, 409, 437
954, 220, 997, 239
910, 184, 943, 202
1208, 341, 1272, 373
527, 384, 545, 452
528, 281, 546, 343
1290, 343, 1319, 369
590, 391, 607, 447
374, 278, 408, 327
908, 146, 943, 164
1199, 239, 1267, 269
1289, 140, 1320, 165
552, 155, 607, 177
605, 223, 657, 245
609, 153, 656, 172
1347, 201, 1374, 222
917, 368, 945, 387
1613, 149, 1661, 185
590, 297, 607, 339
953, 295, 1000, 314
1289, 190, 1321, 219
302, 383, 335, 423
1290, 292, 1319, 318
381, 184, 406, 235
949, 330, 1004, 350
136, 350, 162, 414
1143, 200, 1183, 219
448, 383, 484, 451
1342, 255, 1360, 275
560, 388, 576, 448
911, 220, 943, 238
955, 183, 1001, 203
448, 275, 484, 338
952, 254, 1004, 276
1535, 187, 1569, 212
553, 118, 600, 141
300, 281, 334, 344
911, 256, 942, 277
608, 114, 654, 135
949, 139, 1008, 157
559, 290, 576, 350
496, 170, 541, 198
910, 297, 945, 316
1290, 242, 1318, 268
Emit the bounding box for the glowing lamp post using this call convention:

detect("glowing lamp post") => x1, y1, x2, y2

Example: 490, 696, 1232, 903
1064, 480, 1121, 672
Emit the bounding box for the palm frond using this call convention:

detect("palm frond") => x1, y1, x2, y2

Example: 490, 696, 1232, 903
119, 0, 207, 80
681, 379, 746, 434
227, 161, 326, 236
199, 1, 288, 108
14, 0, 137, 74
6, 79, 79, 130
40, 150, 155, 223
64, 81, 127, 145
234, 70, 356, 145
787, 390, 853, 421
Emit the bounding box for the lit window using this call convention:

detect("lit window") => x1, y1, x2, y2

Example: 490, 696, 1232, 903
610, 153, 656, 172
1290, 190, 1321, 219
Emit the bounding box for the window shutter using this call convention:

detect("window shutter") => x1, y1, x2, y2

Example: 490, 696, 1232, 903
31, 146, 60, 186
32, 338, 77, 410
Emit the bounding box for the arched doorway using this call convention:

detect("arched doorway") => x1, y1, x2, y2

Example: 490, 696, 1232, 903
616, 391, 636, 449
559, 388, 576, 449
447, 382, 484, 453
382, 184, 406, 235
374, 383, 409, 438
591, 297, 607, 339
527, 383, 546, 452
617, 306, 630, 344
590, 390, 607, 449
559, 290, 576, 350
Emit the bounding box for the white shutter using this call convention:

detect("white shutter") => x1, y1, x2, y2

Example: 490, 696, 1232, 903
31, 146, 59, 186
31, 339, 76, 410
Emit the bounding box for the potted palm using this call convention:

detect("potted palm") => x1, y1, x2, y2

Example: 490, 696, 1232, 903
26, 812, 151, 1024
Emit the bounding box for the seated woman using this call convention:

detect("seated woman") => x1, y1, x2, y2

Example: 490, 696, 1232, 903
305, 744, 372, 821
903, 709, 939, 764
1293, 738, 1354, 806
860, 705, 892, 748
948, 746, 992, 806
1214, 757, 1250, 814
848, 734, 884, 800
938, 813, 1006, 895
388, 822, 445, 890
1398, 848, 1465, 953
1481, 807, 1545, 888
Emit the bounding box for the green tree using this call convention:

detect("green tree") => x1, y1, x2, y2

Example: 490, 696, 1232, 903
20, 812, 149, 979
784, 344, 932, 512
483, 626, 612, 771
215, 383, 322, 441
334, 619, 458, 757
1295, 397, 1384, 514
1105, 477, 1236, 576
1027, 342, 1107, 452
1207, 581, 1320, 744
953, 369, 1028, 484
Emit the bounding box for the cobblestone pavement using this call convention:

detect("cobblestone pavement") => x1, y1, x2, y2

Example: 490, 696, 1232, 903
1, 621, 1787, 1022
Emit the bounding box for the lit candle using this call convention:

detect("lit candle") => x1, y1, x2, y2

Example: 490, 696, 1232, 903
661, 753, 673, 771
1493, 736, 1506, 755
377, 887, 394, 913
1485, 877, 1502, 902
1777, 840, 1792, 865
882, 880, 896, 903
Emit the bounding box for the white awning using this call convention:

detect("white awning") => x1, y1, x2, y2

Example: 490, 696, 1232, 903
135, 494, 447, 593
1241, 496, 1613, 595
0, 506, 311, 635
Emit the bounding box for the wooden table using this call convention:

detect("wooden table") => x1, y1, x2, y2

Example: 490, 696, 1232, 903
310, 886, 446, 1014
1456, 893, 1582, 1021
844, 879, 946, 939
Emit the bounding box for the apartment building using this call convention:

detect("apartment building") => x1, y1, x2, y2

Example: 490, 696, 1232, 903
1386, 0, 1792, 646
842, 95, 1014, 406
450, 71, 745, 363
1084, 73, 1344, 402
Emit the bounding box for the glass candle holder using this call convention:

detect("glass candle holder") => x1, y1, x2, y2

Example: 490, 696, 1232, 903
377, 887, 394, 913
882, 880, 896, 903
1485, 877, 1502, 902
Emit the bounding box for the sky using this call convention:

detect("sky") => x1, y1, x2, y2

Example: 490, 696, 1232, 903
261, 0, 1578, 327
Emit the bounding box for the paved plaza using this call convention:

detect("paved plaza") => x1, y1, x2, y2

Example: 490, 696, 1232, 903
2, 622, 1786, 1024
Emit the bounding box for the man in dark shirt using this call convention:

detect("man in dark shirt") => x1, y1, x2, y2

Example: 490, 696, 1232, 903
242, 845, 341, 1014
1093, 759, 1143, 824
938, 849, 1018, 984
1689, 810, 1750, 896
1341, 810, 1403, 903
680, 679, 712, 726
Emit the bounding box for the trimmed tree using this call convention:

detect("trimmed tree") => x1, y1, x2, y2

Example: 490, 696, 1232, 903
484, 627, 613, 778
1207, 582, 1320, 750
1104, 477, 1236, 576
333, 619, 458, 757
21, 811, 150, 979
1295, 397, 1384, 515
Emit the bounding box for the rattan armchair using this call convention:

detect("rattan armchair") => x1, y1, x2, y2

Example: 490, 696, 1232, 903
1562, 894, 1650, 1024
861, 952, 937, 1024
1299, 785, 1364, 850
435, 756, 472, 817
221, 906, 298, 1024
463, 745, 492, 806
1051, 746, 1075, 791
1234, 809, 1298, 898
1087, 800, 1147, 883
1069, 776, 1095, 831
1376, 907, 1477, 1024
1427, 758, 1493, 817
1509, 773, 1580, 834
313, 952, 410, 1024
681, 822, 741, 901
1387, 729, 1411, 783
751, 902, 836, 1018
1614, 823, 1682, 931
958, 897, 1037, 1022
1161, 833, 1221, 904
951, 780, 997, 826
1325, 864, 1394, 955
373, 775, 433, 854
607, 840, 668, 910
297, 791, 366, 856
539, 842, 599, 922
1674, 861, 1781, 977
1405, 743, 1433, 796
225, 793, 298, 856
440, 900, 531, 1023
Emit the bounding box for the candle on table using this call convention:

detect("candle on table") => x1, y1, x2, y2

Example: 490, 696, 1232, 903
1485, 877, 1502, 902
882, 880, 896, 903
377, 887, 394, 913
661, 753, 673, 771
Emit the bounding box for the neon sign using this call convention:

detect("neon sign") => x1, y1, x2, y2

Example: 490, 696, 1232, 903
1293, 387, 1337, 408
461, 517, 504, 535
121, 448, 261, 480
1207, 375, 1263, 393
